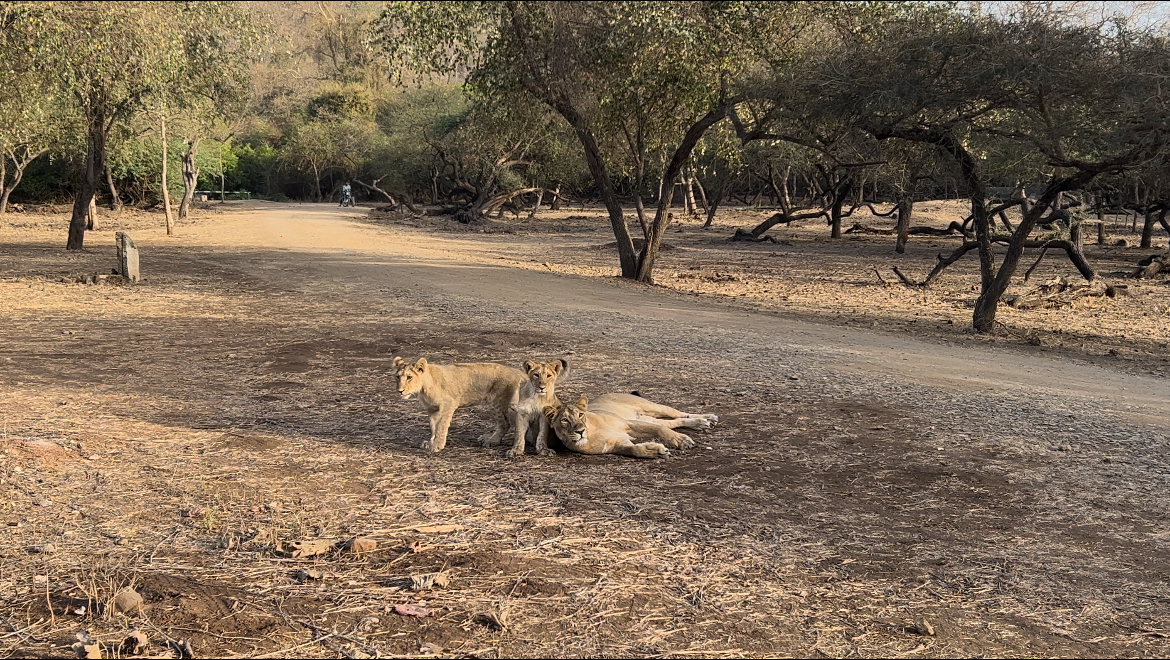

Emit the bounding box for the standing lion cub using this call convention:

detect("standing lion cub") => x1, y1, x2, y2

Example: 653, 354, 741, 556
393, 357, 527, 452
505, 358, 569, 458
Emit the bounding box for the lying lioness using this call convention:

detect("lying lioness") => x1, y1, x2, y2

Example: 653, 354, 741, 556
393, 357, 526, 452
544, 393, 718, 459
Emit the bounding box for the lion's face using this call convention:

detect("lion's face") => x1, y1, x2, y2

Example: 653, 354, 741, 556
524, 358, 568, 397
546, 397, 587, 444
393, 357, 427, 399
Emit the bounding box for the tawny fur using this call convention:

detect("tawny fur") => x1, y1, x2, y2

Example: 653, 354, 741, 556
503, 358, 569, 458
544, 393, 718, 459
393, 356, 526, 452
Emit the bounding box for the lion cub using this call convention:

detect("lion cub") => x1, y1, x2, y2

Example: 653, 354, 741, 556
393, 357, 526, 452
505, 358, 569, 458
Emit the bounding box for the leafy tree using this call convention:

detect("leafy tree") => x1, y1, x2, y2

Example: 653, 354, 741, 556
374, 1, 795, 282
789, 6, 1170, 331
0, 5, 74, 216
2, 1, 258, 248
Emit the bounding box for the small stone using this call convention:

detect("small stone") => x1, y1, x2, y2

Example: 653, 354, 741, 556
36, 499, 52, 507
346, 537, 377, 554
1059, 444, 1072, 452
914, 616, 935, 636
113, 587, 144, 614
32, 575, 48, 585
28, 543, 56, 554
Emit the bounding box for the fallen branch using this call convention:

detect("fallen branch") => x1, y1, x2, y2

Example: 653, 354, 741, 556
729, 228, 788, 244
844, 221, 970, 237
356, 178, 420, 214
1134, 251, 1170, 278
1004, 276, 1127, 309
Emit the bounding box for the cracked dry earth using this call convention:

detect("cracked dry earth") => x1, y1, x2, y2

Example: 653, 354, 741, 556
1, 200, 1168, 658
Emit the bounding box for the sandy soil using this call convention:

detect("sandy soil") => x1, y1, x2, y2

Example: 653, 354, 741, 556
1, 200, 1168, 658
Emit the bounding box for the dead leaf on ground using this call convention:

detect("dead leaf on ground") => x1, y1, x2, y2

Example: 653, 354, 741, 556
410, 571, 452, 591
393, 604, 433, 618
122, 629, 149, 655
283, 538, 338, 558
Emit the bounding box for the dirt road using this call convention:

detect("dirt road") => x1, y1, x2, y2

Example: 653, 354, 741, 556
2, 201, 1168, 658
189, 202, 1170, 409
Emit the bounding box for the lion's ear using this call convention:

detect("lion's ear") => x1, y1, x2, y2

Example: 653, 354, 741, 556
393, 357, 406, 372
543, 405, 558, 418
574, 397, 588, 409
553, 358, 569, 377
524, 360, 539, 374
414, 357, 427, 372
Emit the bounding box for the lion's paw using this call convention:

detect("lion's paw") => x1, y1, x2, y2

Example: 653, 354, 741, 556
505, 448, 521, 459
651, 444, 670, 458
676, 433, 695, 449
703, 414, 719, 425
539, 448, 557, 457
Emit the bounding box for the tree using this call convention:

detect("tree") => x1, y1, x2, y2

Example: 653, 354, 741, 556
2, 1, 258, 249
0, 6, 73, 217
757, 5, 1170, 331
374, 1, 793, 282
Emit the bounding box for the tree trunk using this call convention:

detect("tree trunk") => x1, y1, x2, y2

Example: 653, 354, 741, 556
703, 176, 726, 229
693, 169, 709, 212
0, 147, 45, 216
0, 157, 6, 217
161, 118, 175, 235
105, 165, 122, 211
1095, 193, 1105, 244
567, 120, 637, 276
684, 171, 699, 216
68, 109, 108, 251
781, 166, 793, 210
635, 105, 730, 282
829, 174, 851, 239
972, 172, 1098, 332
86, 196, 98, 230
530, 188, 544, 217
895, 195, 913, 254
550, 183, 563, 210
220, 170, 226, 203
178, 138, 201, 220
633, 193, 650, 240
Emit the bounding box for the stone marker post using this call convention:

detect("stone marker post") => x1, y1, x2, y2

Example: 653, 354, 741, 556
116, 231, 140, 283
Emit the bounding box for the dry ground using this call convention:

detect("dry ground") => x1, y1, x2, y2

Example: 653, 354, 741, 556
1, 200, 1168, 659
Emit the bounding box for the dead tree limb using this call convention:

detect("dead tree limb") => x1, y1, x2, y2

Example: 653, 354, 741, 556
897, 236, 1095, 288
893, 241, 982, 287
1022, 239, 1096, 281
748, 207, 829, 237
356, 177, 421, 214
729, 228, 788, 244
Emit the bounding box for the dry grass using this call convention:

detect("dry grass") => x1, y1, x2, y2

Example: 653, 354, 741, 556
1, 202, 1168, 658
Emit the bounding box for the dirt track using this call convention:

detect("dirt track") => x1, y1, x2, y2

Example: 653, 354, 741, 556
2, 201, 1168, 658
